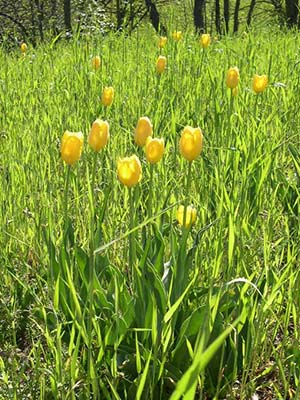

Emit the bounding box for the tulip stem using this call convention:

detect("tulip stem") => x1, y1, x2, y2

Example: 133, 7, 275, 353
183, 162, 192, 229
129, 188, 136, 274
148, 164, 154, 219
87, 152, 98, 395
228, 90, 234, 128
63, 165, 71, 238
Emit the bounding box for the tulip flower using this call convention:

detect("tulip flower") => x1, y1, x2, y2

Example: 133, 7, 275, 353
61, 131, 84, 166
156, 55, 167, 74
158, 36, 167, 48
91, 55, 101, 70
179, 126, 203, 162
252, 74, 268, 94
20, 43, 27, 53
88, 119, 109, 152
226, 67, 239, 89
101, 86, 114, 106
172, 31, 182, 41
134, 117, 153, 147
117, 155, 142, 188
145, 137, 164, 164
200, 33, 211, 48
176, 205, 197, 228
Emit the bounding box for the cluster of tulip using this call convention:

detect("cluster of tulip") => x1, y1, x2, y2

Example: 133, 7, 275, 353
226, 66, 268, 94
155, 32, 211, 75
60, 117, 203, 228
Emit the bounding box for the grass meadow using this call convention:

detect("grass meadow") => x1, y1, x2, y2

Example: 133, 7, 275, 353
0, 25, 300, 399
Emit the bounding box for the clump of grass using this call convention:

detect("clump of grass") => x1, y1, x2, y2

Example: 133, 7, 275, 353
0, 26, 299, 399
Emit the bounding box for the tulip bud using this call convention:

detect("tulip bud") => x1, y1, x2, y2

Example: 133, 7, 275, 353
91, 55, 101, 70
179, 126, 203, 162
232, 87, 238, 97
61, 131, 84, 166
176, 205, 197, 228
158, 36, 167, 49
156, 55, 167, 74
200, 33, 211, 48
134, 117, 153, 147
117, 155, 142, 188
145, 137, 164, 164
172, 31, 182, 41
252, 74, 268, 94
226, 67, 240, 89
20, 43, 27, 53
101, 87, 114, 106
88, 119, 109, 152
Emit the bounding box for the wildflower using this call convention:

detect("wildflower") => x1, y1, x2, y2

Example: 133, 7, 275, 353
156, 55, 167, 74
172, 31, 182, 41
91, 55, 101, 70
88, 119, 109, 152
61, 131, 84, 165
200, 33, 211, 48
226, 67, 240, 89
179, 126, 203, 162
252, 74, 268, 94
101, 87, 114, 106
134, 117, 153, 147
117, 155, 142, 187
20, 43, 27, 53
158, 36, 167, 48
176, 205, 197, 228
145, 137, 164, 164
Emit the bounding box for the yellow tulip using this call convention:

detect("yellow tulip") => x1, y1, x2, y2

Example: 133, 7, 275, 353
156, 55, 167, 74
134, 117, 153, 147
172, 31, 182, 41
91, 55, 101, 70
145, 137, 164, 164
200, 33, 211, 48
20, 43, 27, 53
158, 36, 167, 48
179, 126, 203, 162
176, 205, 197, 228
226, 67, 240, 89
61, 131, 84, 166
88, 119, 109, 152
101, 87, 114, 106
232, 87, 238, 97
252, 74, 268, 94
117, 155, 142, 188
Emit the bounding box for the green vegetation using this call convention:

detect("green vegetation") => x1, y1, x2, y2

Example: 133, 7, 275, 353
0, 26, 300, 399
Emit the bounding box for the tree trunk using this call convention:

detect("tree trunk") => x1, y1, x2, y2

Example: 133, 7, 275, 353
64, 0, 71, 33
247, 0, 256, 26
29, 0, 37, 44
233, 0, 240, 32
215, 0, 221, 33
286, 0, 299, 26
194, 0, 205, 32
35, 0, 44, 41
116, 0, 124, 30
224, 0, 229, 33
51, 0, 58, 34
145, 0, 167, 35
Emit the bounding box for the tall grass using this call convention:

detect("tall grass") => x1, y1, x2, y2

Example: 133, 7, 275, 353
0, 26, 299, 399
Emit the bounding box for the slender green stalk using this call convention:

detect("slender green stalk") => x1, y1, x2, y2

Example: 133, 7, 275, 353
148, 164, 154, 219
87, 152, 98, 396
63, 165, 71, 238
228, 89, 234, 128
183, 161, 193, 229
128, 187, 136, 272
